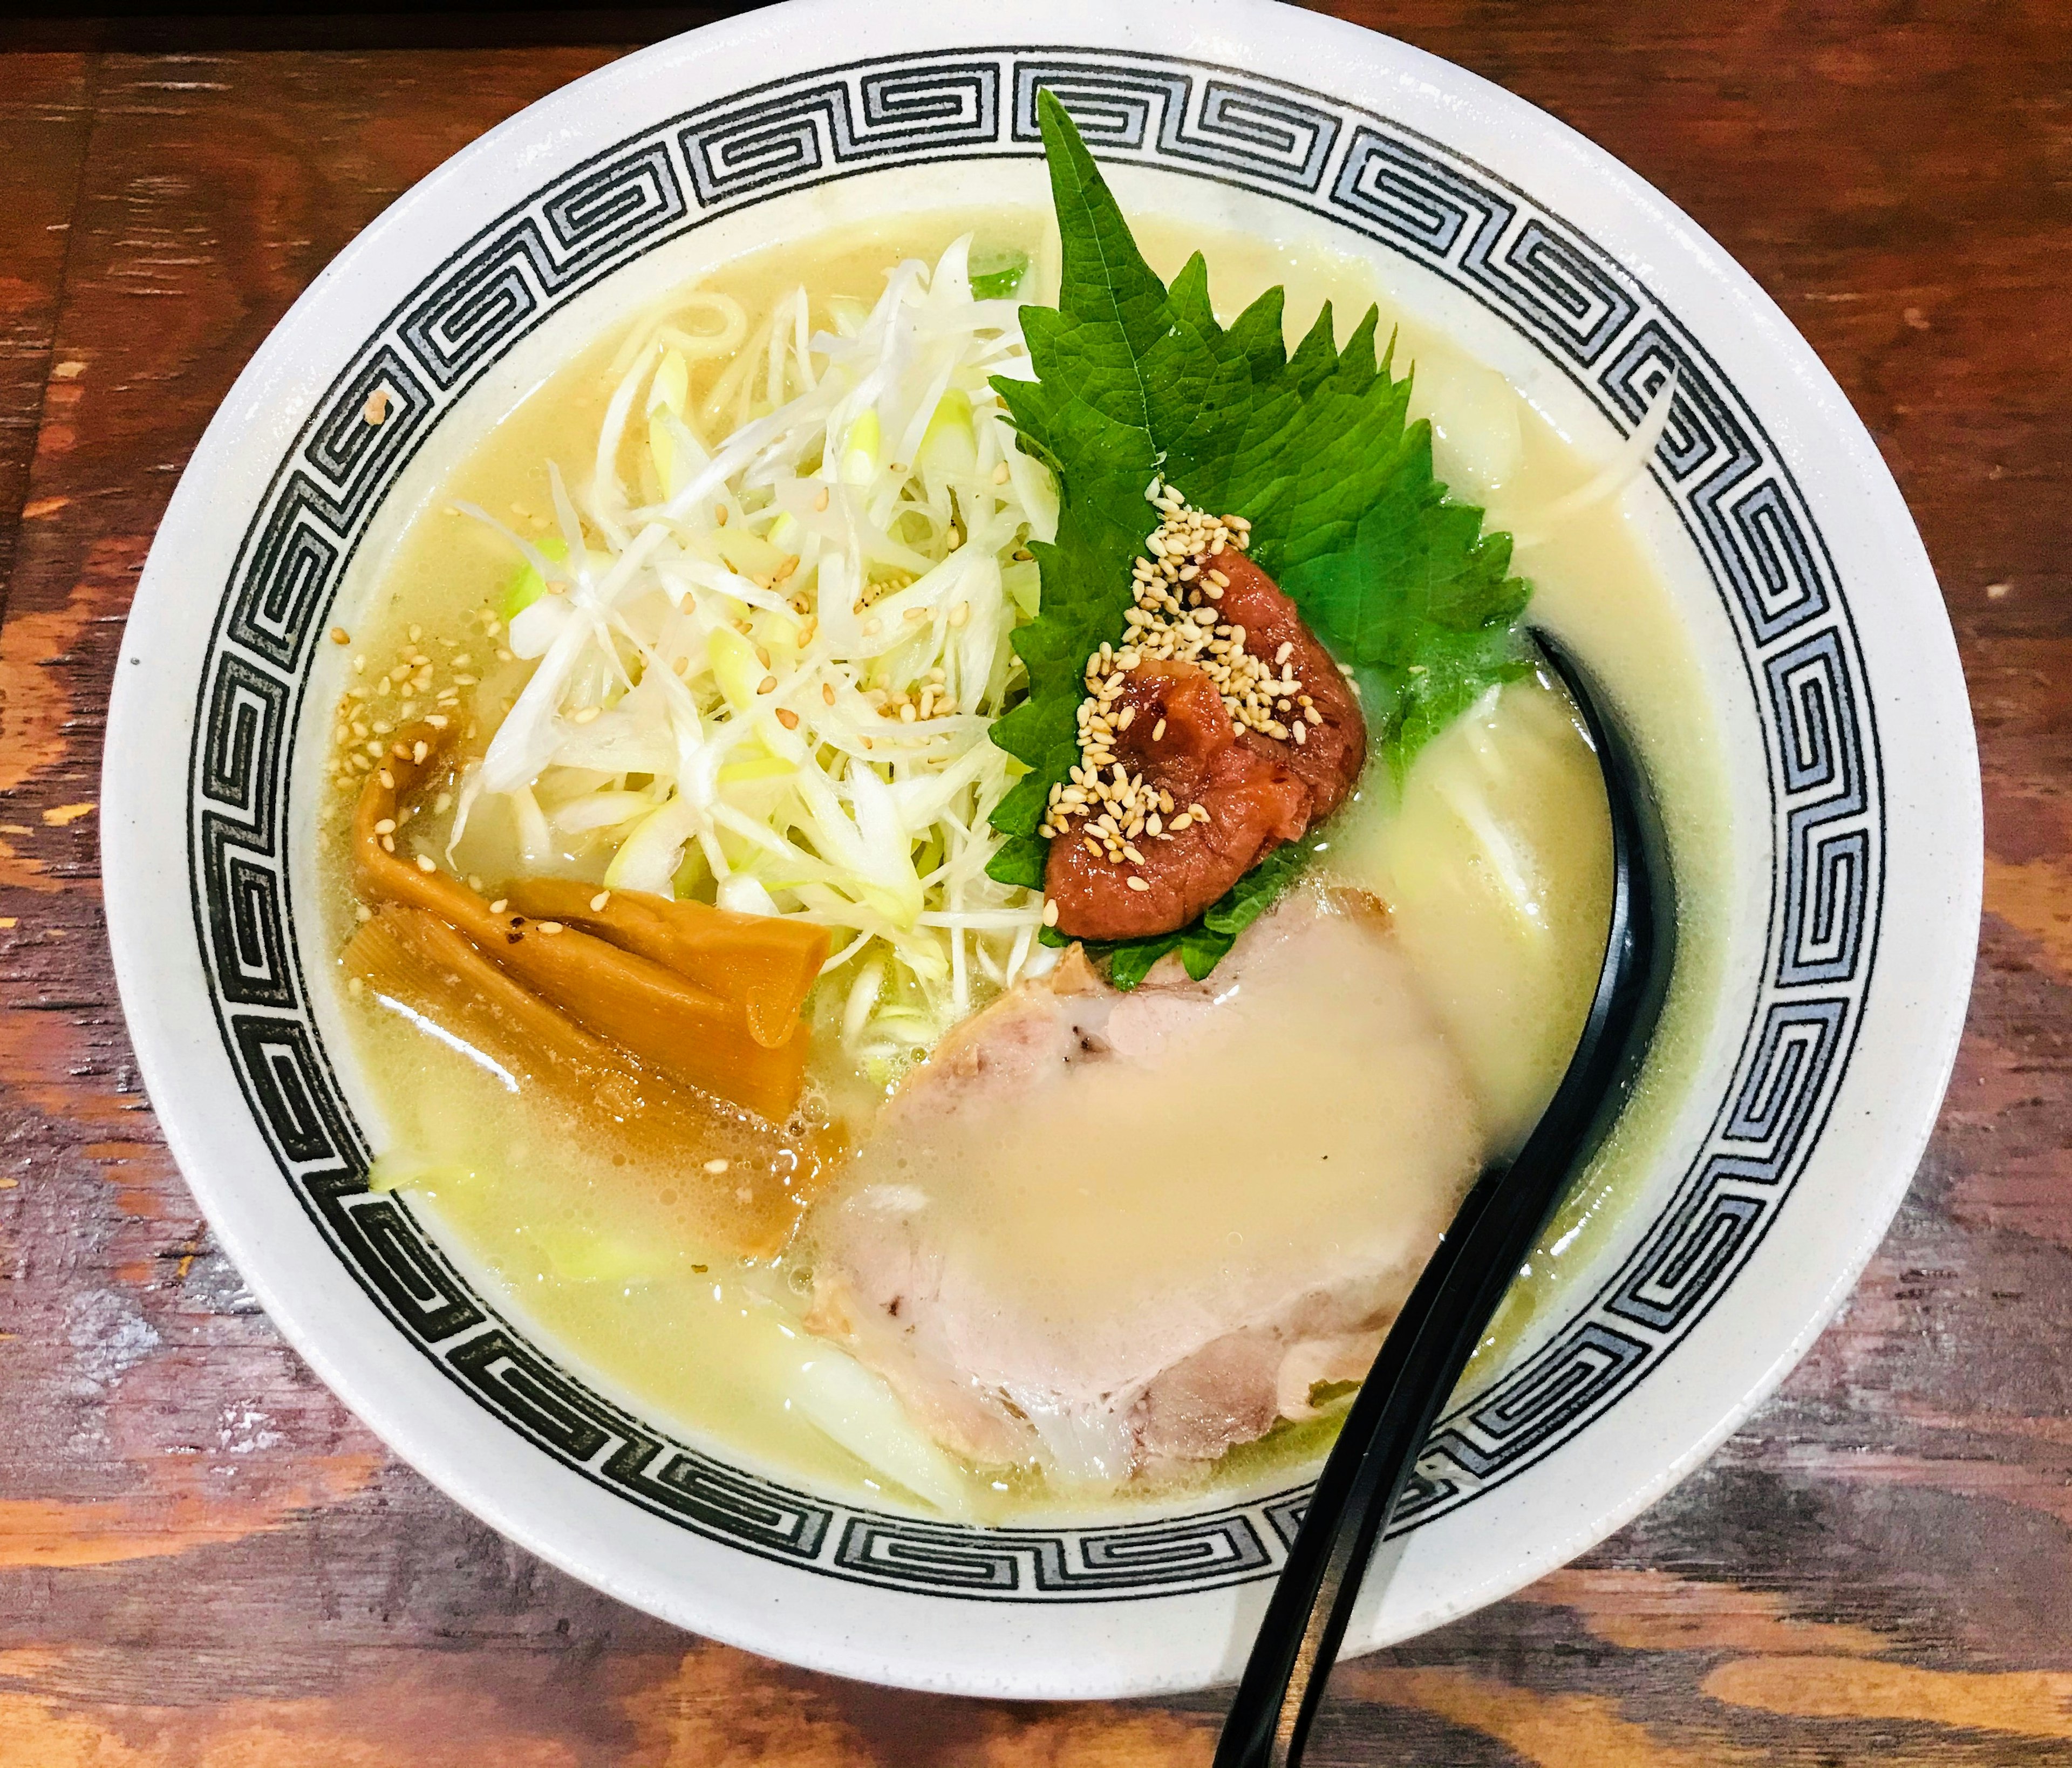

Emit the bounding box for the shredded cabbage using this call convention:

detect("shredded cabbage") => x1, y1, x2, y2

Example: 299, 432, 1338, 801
451, 237, 1059, 1064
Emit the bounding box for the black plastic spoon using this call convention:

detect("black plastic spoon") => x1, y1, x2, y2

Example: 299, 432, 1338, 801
1213, 632, 1676, 1768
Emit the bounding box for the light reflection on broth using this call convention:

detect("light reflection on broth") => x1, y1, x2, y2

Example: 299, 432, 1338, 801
324, 208, 1725, 1520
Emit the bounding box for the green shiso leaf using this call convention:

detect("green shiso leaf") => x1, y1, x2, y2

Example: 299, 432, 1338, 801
988, 91, 1531, 980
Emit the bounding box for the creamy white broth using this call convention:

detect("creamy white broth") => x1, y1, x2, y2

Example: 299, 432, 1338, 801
325, 208, 1723, 1517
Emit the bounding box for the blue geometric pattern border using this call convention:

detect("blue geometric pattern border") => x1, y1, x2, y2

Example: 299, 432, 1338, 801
185, 45, 1883, 1598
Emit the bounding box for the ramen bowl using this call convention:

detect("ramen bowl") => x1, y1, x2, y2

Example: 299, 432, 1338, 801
102, 0, 1978, 1698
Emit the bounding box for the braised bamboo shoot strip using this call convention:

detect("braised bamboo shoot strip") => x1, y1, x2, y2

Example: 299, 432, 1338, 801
344, 903, 834, 1257
495, 878, 827, 1052
351, 723, 824, 1118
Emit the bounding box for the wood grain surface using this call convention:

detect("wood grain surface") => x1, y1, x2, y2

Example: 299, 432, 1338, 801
0, 4, 2064, 1762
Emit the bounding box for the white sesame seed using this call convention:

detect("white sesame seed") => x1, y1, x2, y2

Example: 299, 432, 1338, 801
704, 1158, 730, 1175
415, 854, 437, 873
590, 891, 610, 912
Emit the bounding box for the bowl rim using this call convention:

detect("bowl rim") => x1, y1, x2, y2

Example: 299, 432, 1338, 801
101, 0, 1980, 1697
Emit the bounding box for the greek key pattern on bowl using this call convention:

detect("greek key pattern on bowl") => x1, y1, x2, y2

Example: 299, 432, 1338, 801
186, 45, 1882, 1595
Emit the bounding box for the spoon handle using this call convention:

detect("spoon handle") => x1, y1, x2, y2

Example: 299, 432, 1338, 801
1209, 1123, 1611, 1767
1212, 635, 1667, 1768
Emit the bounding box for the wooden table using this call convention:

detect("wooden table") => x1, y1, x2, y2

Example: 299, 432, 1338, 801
1, 4, 2063, 1760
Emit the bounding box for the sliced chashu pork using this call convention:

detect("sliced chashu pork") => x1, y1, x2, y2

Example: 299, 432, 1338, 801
805, 888, 1485, 1484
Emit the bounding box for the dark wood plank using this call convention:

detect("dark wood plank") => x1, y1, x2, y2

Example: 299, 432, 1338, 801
0, 6, 753, 54
0, 52, 94, 611
0, 8, 2067, 1763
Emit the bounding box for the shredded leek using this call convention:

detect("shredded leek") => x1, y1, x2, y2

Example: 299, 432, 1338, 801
451, 237, 1058, 1064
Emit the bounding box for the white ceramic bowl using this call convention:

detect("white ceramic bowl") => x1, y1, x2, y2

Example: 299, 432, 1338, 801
103, 0, 1979, 1698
